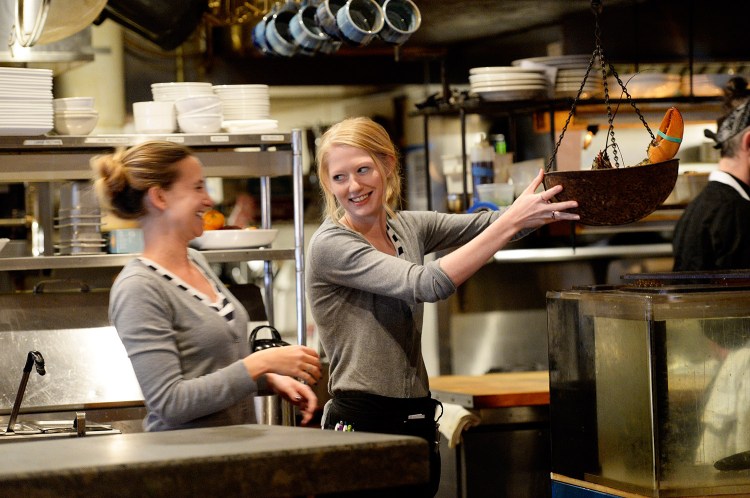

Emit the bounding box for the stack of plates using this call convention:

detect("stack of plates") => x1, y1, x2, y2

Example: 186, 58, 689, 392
513, 55, 603, 99
151, 82, 215, 102
555, 68, 604, 99
0, 67, 53, 136
468, 67, 550, 102
610, 73, 682, 99
212, 85, 278, 133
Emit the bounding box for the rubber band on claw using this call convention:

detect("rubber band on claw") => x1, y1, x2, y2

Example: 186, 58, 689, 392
647, 107, 684, 163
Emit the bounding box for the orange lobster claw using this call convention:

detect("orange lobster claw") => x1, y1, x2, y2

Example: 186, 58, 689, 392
647, 107, 684, 163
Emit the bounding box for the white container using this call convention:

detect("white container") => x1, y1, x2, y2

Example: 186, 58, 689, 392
174, 94, 221, 115
133, 101, 176, 134
510, 158, 545, 198
53, 97, 95, 110
177, 113, 223, 133
475, 183, 514, 207
54, 110, 98, 135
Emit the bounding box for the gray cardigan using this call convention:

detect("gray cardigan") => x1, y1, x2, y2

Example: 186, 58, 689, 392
307, 210, 501, 400
110, 248, 262, 431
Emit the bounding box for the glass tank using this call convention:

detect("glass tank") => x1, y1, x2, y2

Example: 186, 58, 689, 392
547, 272, 750, 497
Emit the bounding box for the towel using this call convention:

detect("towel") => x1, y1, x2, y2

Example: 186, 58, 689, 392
438, 402, 481, 448
695, 346, 750, 465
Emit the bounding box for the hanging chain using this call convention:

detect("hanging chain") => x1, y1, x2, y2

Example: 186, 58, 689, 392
545, 50, 597, 172
546, 0, 656, 172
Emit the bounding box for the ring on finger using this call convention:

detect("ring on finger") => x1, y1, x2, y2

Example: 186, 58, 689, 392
551, 211, 557, 220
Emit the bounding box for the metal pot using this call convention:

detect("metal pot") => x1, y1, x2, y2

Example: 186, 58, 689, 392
249, 325, 294, 426
315, 0, 346, 40
336, 0, 384, 47
378, 0, 421, 45
290, 4, 330, 53
13, 0, 106, 47
265, 6, 298, 57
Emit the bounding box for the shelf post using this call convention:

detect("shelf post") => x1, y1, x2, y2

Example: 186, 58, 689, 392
292, 129, 307, 346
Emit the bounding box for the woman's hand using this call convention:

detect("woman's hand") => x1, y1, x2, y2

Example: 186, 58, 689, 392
243, 345, 322, 385
503, 169, 579, 229
266, 373, 318, 425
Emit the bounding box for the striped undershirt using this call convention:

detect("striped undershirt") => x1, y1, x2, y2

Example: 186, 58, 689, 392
138, 257, 236, 325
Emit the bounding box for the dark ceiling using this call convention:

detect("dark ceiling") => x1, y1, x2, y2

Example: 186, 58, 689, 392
124, 0, 750, 99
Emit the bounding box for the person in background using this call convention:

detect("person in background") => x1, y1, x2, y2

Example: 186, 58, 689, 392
672, 77, 750, 271
93, 140, 320, 431
306, 117, 579, 496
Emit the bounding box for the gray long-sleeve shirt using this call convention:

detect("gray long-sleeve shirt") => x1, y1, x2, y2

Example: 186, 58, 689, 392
110, 248, 262, 431
307, 210, 501, 399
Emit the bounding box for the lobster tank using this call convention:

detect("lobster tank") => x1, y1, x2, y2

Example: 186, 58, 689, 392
547, 271, 750, 497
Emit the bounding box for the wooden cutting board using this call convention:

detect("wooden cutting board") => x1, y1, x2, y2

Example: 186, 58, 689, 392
429, 371, 549, 409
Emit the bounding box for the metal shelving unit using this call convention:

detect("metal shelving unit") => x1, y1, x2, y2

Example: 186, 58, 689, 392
0, 130, 307, 345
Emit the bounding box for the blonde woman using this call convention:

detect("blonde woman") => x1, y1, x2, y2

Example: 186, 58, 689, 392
306, 117, 578, 495
94, 140, 319, 432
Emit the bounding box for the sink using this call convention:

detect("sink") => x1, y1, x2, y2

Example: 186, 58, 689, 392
0, 420, 121, 443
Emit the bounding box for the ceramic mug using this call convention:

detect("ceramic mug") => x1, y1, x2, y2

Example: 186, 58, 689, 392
252, 8, 276, 55
379, 0, 421, 45
315, 0, 347, 40
336, 0, 384, 46
265, 5, 299, 57
290, 4, 330, 53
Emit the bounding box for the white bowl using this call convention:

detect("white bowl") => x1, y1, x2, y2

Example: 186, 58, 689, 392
178, 102, 222, 117
54, 111, 99, 135
190, 228, 278, 249
174, 95, 221, 114
53, 97, 95, 110
133, 101, 176, 133
178, 113, 223, 133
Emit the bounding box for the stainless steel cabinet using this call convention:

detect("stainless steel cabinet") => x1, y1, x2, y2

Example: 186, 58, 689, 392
0, 131, 307, 344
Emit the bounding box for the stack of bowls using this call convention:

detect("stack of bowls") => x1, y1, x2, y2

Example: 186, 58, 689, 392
53, 97, 99, 135
150, 82, 215, 132
55, 181, 105, 255
174, 94, 223, 133
212, 85, 278, 133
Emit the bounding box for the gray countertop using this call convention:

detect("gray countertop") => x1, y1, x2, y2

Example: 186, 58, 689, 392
0, 424, 429, 497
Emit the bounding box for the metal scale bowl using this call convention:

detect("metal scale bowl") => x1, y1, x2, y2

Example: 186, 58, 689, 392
542, 0, 679, 226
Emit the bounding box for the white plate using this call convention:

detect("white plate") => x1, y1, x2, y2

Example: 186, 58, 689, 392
471, 83, 549, 91
0, 125, 52, 136
190, 228, 278, 250
474, 88, 548, 102
222, 119, 279, 133
469, 66, 547, 76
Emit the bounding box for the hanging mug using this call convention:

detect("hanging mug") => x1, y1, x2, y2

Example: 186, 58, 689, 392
252, 7, 277, 55
378, 0, 421, 45
315, 0, 347, 41
336, 0, 384, 47
265, 3, 299, 57
290, 4, 330, 54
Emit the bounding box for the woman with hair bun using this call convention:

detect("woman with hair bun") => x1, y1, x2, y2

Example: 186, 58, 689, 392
673, 77, 750, 271
93, 140, 320, 432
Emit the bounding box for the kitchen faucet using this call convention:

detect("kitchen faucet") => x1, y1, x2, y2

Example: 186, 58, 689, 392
5, 351, 46, 434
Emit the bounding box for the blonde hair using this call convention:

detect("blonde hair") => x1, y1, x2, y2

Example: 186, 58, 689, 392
315, 116, 401, 222
91, 140, 192, 220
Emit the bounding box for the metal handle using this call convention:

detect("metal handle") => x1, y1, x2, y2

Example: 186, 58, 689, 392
33, 279, 90, 294
13, 0, 51, 47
